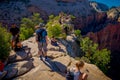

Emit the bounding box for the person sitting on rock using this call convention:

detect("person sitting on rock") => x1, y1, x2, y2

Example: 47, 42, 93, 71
51, 36, 61, 50
66, 60, 88, 80
0, 60, 7, 80
10, 23, 22, 50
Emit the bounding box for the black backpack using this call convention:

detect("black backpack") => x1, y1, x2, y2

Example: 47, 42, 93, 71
37, 29, 45, 41
66, 70, 74, 80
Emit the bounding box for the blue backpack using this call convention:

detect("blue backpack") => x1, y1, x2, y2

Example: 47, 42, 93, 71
37, 29, 45, 41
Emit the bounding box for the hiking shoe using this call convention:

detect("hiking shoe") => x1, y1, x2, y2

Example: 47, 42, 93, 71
39, 56, 43, 60
45, 56, 48, 61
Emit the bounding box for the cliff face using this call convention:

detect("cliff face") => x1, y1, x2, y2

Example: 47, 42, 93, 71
107, 7, 120, 22
3, 36, 111, 80
86, 23, 120, 52
0, 0, 92, 24
73, 12, 107, 34
90, 1, 109, 12
84, 7, 120, 79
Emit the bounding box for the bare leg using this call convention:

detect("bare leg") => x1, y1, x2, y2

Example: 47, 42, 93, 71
43, 43, 48, 60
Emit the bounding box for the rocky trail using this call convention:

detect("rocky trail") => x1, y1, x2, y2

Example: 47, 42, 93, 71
2, 36, 111, 80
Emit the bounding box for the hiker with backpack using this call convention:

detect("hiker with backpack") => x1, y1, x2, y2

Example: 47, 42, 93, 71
35, 23, 48, 61
66, 60, 88, 80
10, 23, 22, 50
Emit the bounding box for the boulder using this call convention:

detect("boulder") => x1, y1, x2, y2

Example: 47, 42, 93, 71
53, 56, 71, 73
8, 50, 29, 63
4, 60, 33, 79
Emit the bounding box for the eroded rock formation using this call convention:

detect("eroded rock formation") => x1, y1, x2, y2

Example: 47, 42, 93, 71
2, 36, 111, 80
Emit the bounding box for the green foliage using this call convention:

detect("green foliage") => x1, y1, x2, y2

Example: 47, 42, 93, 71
20, 27, 34, 40
47, 15, 62, 38
31, 13, 43, 27
20, 13, 43, 40
0, 25, 11, 60
92, 49, 110, 73
47, 23, 62, 38
59, 33, 67, 39
74, 30, 81, 38
78, 33, 110, 73
21, 18, 34, 28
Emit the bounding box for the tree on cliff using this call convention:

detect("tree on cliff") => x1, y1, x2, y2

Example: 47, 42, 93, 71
20, 13, 43, 40
74, 30, 110, 73
46, 15, 63, 38
0, 24, 11, 61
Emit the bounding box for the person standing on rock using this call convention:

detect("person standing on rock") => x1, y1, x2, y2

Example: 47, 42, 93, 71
10, 23, 21, 50
35, 23, 48, 61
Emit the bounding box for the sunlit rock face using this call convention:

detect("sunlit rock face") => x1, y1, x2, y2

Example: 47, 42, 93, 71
86, 23, 120, 52
73, 12, 107, 34
107, 7, 120, 22
0, 0, 93, 24
90, 1, 109, 12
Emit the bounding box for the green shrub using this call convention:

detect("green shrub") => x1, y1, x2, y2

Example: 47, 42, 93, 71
59, 33, 67, 39
47, 15, 62, 38
47, 23, 62, 38
92, 49, 110, 73
20, 13, 43, 40
80, 37, 110, 73
20, 27, 34, 40
0, 25, 11, 60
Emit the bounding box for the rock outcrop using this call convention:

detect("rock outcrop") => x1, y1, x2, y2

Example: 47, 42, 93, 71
107, 7, 120, 22
86, 22, 120, 80
0, 0, 93, 24
73, 12, 107, 34
90, 1, 109, 12
2, 36, 111, 80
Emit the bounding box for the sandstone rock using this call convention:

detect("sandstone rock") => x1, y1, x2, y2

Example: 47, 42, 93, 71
53, 56, 71, 73
31, 57, 51, 71
82, 63, 111, 80
86, 23, 120, 80
73, 12, 107, 34
14, 57, 65, 80
4, 68, 18, 79
0, 0, 93, 24
47, 51, 65, 59
8, 50, 29, 63
15, 71, 65, 80
86, 23, 120, 53
90, 1, 109, 12
63, 34, 81, 57
4, 35, 111, 80
107, 7, 120, 21
4, 60, 33, 79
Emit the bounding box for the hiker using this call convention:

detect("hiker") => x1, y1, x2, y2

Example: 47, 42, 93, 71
51, 36, 61, 50
10, 23, 21, 50
35, 23, 48, 61
66, 60, 88, 80
0, 60, 7, 79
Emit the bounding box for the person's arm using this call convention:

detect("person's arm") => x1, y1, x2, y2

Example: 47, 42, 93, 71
35, 30, 39, 43
45, 30, 48, 45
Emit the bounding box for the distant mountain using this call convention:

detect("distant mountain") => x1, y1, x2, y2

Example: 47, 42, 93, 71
90, 1, 109, 12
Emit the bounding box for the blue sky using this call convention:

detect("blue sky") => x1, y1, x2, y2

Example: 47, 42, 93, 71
89, 0, 120, 7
